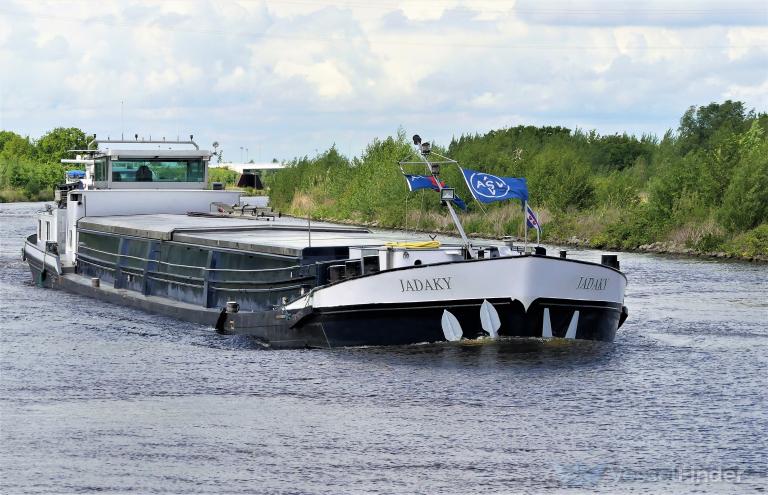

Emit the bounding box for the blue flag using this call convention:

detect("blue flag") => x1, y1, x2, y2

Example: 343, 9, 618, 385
403, 174, 467, 210
452, 195, 467, 211
460, 168, 528, 205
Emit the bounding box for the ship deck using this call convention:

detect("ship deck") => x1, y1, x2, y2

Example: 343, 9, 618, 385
77, 213, 431, 257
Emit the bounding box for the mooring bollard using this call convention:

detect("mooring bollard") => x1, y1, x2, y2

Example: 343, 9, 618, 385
91, 277, 100, 288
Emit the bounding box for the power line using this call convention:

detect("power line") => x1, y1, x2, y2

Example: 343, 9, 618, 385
189, 0, 768, 16
0, 7, 765, 51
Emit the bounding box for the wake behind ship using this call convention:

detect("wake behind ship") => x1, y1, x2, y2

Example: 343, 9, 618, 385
22, 135, 628, 348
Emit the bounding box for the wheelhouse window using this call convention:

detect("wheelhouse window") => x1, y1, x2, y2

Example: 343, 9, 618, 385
111, 159, 205, 183
94, 158, 108, 181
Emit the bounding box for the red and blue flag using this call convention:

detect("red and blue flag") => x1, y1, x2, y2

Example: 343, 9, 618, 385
526, 203, 541, 235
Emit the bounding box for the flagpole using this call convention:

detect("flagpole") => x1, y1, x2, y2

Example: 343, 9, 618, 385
524, 201, 528, 251
416, 147, 470, 249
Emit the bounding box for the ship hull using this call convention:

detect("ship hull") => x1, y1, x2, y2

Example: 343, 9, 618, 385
273, 298, 622, 347
23, 242, 628, 349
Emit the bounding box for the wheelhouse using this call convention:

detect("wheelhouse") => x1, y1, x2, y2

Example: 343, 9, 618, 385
91, 149, 210, 190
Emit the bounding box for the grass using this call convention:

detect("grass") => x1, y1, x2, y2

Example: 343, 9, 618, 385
0, 189, 53, 202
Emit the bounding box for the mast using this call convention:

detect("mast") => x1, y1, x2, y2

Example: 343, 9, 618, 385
410, 136, 470, 248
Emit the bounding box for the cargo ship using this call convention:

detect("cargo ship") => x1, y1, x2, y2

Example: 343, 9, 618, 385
22, 135, 628, 348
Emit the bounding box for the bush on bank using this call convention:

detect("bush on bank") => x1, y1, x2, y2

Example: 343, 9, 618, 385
0, 128, 89, 202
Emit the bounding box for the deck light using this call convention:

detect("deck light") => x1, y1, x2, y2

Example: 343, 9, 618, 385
440, 188, 455, 201
420, 142, 431, 156
412, 134, 422, 145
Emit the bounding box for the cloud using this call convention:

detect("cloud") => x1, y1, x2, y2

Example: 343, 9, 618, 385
0, 0, 766, 160
514, 0, 768, 27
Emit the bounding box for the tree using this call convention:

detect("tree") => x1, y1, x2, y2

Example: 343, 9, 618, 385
0, 131, 36, 159
590, 133, 652, 171
718, 123, 768, 231
678, 100, 750, 155
35, 127, 90, 163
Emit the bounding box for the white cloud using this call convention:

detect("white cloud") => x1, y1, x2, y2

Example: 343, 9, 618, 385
726, 78, 768, 108
275, 59, 353, 99
0, 0, 766, 160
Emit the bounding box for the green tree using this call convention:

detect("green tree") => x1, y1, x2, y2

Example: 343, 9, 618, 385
0, 131, 36, 160
35, 127, 90, 163
678, 100, 750, 155
718, 123, 768, 231
527, 147, 594, 210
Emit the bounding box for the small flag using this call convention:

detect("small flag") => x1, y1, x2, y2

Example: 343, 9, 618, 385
404, 174, 443, 192
525, 203, 541, 234
403, 174, 467, 210
460, 168, 529, 205
452, 195, 467, 211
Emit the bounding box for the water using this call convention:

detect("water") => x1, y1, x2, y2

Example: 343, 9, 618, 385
1, 202, 766, 494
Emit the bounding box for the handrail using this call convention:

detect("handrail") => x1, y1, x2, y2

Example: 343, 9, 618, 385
79, 256, 308, 294
77, 245, 303, 273
145, 274, 201, 289
77, 255, 117, 272
87, 136, 199, 150
208, 284, 307, 294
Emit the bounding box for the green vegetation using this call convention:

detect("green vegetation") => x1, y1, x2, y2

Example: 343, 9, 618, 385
208, 167, 240, 187
0, 128, 89, 202
2, 101, 766, 259
268, 101, 768, 259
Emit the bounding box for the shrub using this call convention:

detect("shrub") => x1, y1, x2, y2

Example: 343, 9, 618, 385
718, 140, 768, 231
725, 224, 768, 257
527, 147, 594, 210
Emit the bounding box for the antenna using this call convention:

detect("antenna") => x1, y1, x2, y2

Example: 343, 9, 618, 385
121, 100, 124, 140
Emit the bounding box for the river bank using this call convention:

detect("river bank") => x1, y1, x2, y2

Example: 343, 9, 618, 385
288, 211, 768, 263
3, 187, 764, 262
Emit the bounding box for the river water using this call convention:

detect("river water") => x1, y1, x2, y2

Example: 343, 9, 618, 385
1, 202, 766, 494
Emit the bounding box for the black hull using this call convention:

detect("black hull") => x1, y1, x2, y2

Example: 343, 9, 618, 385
235, 298, 624, 347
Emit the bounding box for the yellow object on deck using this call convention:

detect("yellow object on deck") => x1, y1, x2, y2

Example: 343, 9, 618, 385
385, 240, 441, 249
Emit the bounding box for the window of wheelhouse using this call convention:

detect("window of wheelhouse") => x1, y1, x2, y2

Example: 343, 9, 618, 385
110, 159, 205, 182
38, 220, 42, 240
94, 158, 108, 182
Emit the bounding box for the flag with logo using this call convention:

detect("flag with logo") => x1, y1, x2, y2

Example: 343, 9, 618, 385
460, 168, 528, 205
403, 174, 467, 210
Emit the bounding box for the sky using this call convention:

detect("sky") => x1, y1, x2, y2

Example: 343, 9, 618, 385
0, 0, 766, 162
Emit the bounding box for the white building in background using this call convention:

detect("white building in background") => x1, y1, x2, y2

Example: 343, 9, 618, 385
209, 162, 286, 174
